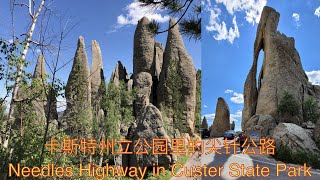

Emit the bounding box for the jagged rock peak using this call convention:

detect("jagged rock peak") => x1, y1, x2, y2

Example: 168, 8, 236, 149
33, 53, 46, 79
110, 61, 128, 83
133, 16, 155, 75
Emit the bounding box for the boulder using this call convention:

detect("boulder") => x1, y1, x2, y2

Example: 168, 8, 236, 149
157, 18, 196, 135
133, 17, 154, 75
210, 97, 230, 137
125, 104, 176, 170
244, 114, 277, 138
134, 72, 152, 115
242, 6, 311, 129
301, 121, 315, 129
314, 120, 320, 146
272, 123, 320, 154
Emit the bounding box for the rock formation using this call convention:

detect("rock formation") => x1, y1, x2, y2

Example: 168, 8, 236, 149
244, 115, 276, 138
273, 123, 320, 154
201, 117, 209, 130
64, 36, 92, 135
210, 97, 230, 137
157, 18, 197, 135
91, 40, 104, 97
242, 6, 318, 129
110, 61, 129, 84
152, 42, 164, 81
124, 104, 176, 171
91, 40, 106, 124
30, 54, 47, 125
133, 17, 154, 75
134, 72, 152, 115
230, 121, 235, 130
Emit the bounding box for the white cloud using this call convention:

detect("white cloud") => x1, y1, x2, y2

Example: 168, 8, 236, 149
306, 70, 320, 85
224, 89, 244, 104
117, 0, 170, 26
230, 110, 242, 122
315, 6, 320, 17
202, 109, 242, 124
206, 6, 240, 44
292, 13, 300, 27
215, 0, 267, 24
202, 113, 215, 125
202, 113, 215, 119
204, 105, 208, 108
57, 96, 66, 112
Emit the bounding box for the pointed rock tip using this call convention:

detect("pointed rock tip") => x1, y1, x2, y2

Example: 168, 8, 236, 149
77, 36, 85, 47
260, 6, 280, 21
139, 16, 150, 25
169, 18, 178, 27
92, 40, 99, 46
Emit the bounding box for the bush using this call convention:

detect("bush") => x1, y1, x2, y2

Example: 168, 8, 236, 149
303, 97, 320, 123
273, 145, 320, 169
278, 92, 300, 116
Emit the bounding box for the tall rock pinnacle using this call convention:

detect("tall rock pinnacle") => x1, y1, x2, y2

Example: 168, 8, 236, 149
91, 40, 106, 123
242, 6, 311, 129
91, 40, 104, 96
33, 53, 46, 79
64, 36, 92, 134
133, 17, 155, 75
157, 18, 197, 135
210, 97, 230, 137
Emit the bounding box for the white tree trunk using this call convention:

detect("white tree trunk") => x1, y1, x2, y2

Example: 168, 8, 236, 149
3, 0, 45, 148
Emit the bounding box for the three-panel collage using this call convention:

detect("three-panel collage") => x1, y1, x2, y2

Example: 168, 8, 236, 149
0, 0, 320, 179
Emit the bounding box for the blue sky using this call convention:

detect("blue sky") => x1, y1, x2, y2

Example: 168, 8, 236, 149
202, 0, 320, 131
0, 0, 200, 111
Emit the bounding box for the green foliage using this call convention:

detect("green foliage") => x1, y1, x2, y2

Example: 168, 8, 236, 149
278, 92, 300, 116
101, 81, 135, 163
166, 58, 186, 134
194, 70, 201, 134
148, 20, 160, 37
273, 145, 320, 169
0, 39, 32, 105
303, 97, 320, 123
103, 81, 135, 139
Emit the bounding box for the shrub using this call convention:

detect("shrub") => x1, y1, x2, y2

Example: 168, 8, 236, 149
303, 97, 320, 123
278, 92, 300, 116
273, 145, 320, 169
